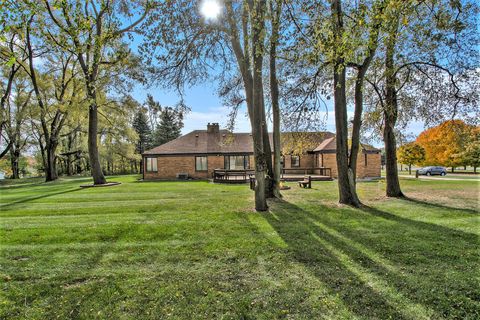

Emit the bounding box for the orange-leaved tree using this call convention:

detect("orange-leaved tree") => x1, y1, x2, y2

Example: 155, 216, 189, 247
416, 120, 476, 172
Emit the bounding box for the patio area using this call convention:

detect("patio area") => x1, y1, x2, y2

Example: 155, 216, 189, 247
212, 168, 333, 184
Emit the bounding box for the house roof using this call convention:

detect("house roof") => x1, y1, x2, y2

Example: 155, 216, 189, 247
314, 136, 380, 153
313, 137, 336, 152
143, 130, 256, 155
143, 128, 379, 155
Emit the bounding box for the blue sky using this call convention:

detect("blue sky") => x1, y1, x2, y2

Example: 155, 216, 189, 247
131, 81, 427, 148
124, 3, 428, 147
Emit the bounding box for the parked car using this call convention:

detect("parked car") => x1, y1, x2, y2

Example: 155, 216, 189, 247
417, 166, 447, 176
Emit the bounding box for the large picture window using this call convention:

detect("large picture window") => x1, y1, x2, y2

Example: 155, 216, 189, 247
224, 155, 250, 170
145, 157, 158, 172
195, 156, 208, 171
291, 155, 300, 167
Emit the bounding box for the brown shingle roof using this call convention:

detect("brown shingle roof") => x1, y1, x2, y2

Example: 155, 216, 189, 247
313, 136, 336, 152
143, 130, 256, 155
143, 129, 379, 155
314, 136, 380, 153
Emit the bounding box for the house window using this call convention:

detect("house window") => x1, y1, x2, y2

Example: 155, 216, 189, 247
145, 157, 157, 172
225, 155, 250, 170
195, 156, 208, 171
364, 153, 368, 167
291, 155, 300, 167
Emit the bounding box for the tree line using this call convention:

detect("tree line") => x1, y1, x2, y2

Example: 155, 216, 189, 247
1, 2, 184, 181
1, 0, 479, 211
398, 120, 480, 174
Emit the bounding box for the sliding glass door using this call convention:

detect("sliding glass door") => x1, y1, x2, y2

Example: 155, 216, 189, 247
224, 155, 250, 170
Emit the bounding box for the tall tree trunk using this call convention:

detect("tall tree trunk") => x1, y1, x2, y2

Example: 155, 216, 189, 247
251, 0, 268, 211
38, 136, 47, 174
270, 0, 282, 198
225, 0, 271, 209
88, 105, 106, 185
26, 19, 68, 182
383, 20, 403, 197
45, 142, 58, 181
332, 0, 360, 206
347, 65, 368, 202
261, 88, 275, 198
10, 148, 20, 179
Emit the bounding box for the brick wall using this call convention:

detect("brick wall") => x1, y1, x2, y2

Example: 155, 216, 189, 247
356, 153, 381, 178
283, 154, 314, 169
321, 154, 338, 177
317, 152, 381, 178
143, 152, 381, 180
143, 154, 252, 180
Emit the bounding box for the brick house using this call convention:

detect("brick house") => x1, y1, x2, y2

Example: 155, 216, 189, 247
142, 123, 381, 180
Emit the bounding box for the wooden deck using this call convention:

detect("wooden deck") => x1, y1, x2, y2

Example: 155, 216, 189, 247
212, 168, 332, 184
281, 174, 332, 182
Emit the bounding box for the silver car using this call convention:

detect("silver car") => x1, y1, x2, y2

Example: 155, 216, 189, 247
417, 166, 447, 176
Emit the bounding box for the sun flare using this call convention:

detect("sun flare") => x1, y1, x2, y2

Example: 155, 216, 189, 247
200, 0, 222, 20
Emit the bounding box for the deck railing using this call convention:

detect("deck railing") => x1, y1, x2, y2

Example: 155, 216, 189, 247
213, 167, 332, 183
281, 167, 332, 177
213, 169, 255, 183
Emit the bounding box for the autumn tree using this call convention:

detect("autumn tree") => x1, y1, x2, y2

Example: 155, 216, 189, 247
397, 142, 425, 174
416, 120, 475, 172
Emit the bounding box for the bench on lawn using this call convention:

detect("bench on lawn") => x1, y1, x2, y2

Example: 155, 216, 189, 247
298, 175, 312, 189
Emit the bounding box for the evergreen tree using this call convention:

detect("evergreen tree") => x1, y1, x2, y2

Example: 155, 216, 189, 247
132, 109, 152, 154
152, 107, 183, 146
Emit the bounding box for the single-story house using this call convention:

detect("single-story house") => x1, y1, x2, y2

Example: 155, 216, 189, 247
142, 123, 381, 181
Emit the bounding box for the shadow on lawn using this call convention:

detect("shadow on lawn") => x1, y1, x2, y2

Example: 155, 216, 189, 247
402, 196, 479, 214
0, 187, 82, 210
260, 199, 478, 319
43, 222, 141, 319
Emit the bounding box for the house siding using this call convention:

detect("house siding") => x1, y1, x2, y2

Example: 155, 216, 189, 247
316, 152, 381, 179
143, 154, 253, 180
144, 152, 381, 180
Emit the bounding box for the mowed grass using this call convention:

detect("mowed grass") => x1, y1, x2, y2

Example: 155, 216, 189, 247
0, 175, 478, 319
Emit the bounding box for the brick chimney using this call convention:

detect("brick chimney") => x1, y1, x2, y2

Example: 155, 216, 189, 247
207, 122, 220, 133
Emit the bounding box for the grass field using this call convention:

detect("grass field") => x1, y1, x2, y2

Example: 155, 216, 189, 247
1, 175, 479, 319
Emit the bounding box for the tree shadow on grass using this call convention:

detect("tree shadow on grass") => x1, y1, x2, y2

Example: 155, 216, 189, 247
0, 187, 82, 211
260, 199, 478, 319
360, 204, 478, 238
401, 196, 479, 214
39, 221, 145, 319
261, 201, 408, 319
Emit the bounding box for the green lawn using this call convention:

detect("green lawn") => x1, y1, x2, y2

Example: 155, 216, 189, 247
1, 176, 478, 319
